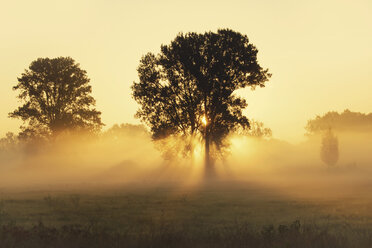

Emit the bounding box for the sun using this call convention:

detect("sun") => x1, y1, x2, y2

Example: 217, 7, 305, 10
201, 116, 207, 126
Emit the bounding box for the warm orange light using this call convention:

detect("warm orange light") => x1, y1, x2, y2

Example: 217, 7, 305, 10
201, 116, 207, 126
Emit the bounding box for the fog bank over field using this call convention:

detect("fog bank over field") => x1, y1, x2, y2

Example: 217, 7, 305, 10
1, 121, 372, 198
225, 131, 372, 196
0, 124, 162, 187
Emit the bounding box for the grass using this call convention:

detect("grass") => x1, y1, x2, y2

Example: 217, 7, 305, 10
1, 181, 372, 247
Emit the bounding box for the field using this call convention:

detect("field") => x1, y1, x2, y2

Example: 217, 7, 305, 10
1, 180, 372, 247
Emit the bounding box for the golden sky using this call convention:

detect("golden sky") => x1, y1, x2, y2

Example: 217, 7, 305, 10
0, 0, 371, 142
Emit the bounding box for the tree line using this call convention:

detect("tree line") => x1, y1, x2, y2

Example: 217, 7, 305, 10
306, 109, 372, 135
1, 29, 272, 174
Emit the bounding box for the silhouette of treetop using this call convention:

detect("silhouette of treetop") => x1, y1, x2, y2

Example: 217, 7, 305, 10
9, 57, 103, 139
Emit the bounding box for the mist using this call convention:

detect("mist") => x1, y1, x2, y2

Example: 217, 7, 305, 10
1, 123, 372, 200
0, 124, 162, 188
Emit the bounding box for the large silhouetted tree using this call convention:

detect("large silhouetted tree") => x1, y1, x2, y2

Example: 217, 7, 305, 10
9, 57, 103, 139
132, 29, 271, 176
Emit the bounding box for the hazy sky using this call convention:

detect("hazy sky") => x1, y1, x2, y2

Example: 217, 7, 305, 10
0, 0, 371, 142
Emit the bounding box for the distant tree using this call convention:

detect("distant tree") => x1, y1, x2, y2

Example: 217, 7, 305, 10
104, 123, 148, 140
132, 29, 271, 175
306, 109, 372, 135
238, 119, 272, 138
0, 132, 17, 151
320, 128, 339, 167
9, 57, 103, 139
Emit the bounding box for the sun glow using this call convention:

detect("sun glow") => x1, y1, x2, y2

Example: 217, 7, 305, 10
201, 116, 207, 126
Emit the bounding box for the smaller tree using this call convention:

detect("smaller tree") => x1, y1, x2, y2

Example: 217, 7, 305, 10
0, 132, 17, 151
306, 109, 372, 135
320, 128, 339, 167
238, 119, 272, 138
9, 57, 103, 139
103, 123, 149, 140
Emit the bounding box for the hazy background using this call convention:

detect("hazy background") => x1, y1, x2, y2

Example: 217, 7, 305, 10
1, 0, 371, 143
1, 123, 372, 197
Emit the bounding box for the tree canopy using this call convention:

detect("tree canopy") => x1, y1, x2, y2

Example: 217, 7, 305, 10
132, 29, 271, 169
238, 119, 272, 138
9, 57, 103, 139
306, 109, 372, 135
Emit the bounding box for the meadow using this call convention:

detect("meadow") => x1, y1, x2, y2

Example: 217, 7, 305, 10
1, 180, 372, 247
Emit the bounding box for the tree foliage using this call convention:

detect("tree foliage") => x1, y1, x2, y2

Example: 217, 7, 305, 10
103, 123, 148, 140
306, 109, 372, 135
0, 132, 17, 152
9, 57, 103, 139
238, 119, 272, 138
132, 29, 271, 165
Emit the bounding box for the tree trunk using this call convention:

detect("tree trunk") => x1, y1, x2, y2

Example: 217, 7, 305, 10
189, 134, 195, 166
204, 128, 215, 179
203, 93, 215, 180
